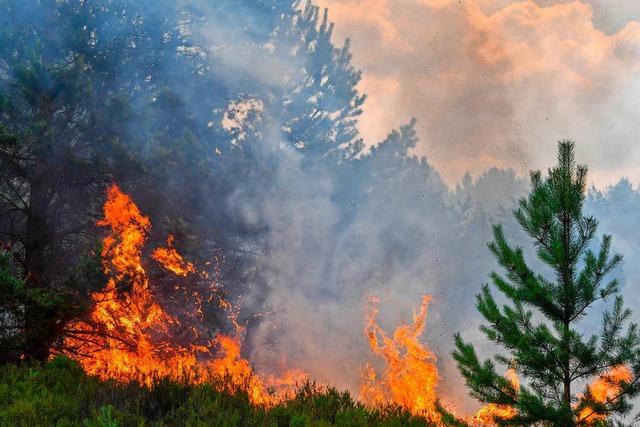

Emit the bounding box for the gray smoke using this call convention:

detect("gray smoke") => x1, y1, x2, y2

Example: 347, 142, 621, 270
182, 1, 640, 416
5, 0, 639, 419
314, 0, 640, 187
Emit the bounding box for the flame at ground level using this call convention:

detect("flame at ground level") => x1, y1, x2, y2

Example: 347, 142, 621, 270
472, 368, 519, 425
472, 364, 633, 426
56, 184, 517, 425
60, 184, 304, 405
360, 294, 441, 422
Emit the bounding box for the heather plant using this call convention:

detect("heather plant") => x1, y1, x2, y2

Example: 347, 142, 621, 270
0, 356, 463, 426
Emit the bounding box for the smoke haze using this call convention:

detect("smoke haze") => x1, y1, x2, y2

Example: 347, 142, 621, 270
314, 0, 640, 187
2, 0, 640, 420
206, 1, 640, 414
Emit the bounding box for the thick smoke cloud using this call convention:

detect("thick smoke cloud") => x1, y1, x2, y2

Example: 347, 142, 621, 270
149, 0, 640, 414
187, 2, 640, 415
314, 0, 640, 187
4, 0, 640, 419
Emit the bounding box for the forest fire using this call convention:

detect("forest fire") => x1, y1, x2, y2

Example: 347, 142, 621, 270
57, 184, 452, 417
3, 1, 640, 425
19, 175, 634, 427
360, 294, 441, 422
61, 185, 303, 404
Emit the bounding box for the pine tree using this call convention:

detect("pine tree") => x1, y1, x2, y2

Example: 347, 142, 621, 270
453, 141, 640, 426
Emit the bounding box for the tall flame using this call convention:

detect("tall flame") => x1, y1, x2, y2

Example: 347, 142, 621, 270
360, 294, 440, 421
61, 184, 303, 404
64, 185, 187, 381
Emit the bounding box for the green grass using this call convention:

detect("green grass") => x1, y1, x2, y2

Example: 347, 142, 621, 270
0, 356, 467, 426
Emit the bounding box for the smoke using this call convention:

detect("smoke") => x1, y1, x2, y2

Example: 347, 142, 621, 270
314, 0, 640, 188
123, 0, 640, 415
4, 0, 640, 419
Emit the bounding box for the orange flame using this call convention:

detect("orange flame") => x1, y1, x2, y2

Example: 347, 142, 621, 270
152, 235, 196, 276
577, 365, 632, 424
360, 294, 440, 421
473, 368, 519, 425
473, 364, 632, 426
208, 335, 307, 404
61, 184, 303, 405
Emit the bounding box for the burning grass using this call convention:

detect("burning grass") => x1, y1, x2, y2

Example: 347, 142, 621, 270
0, 356, 457, 426
48, 185, 467, 426
60, 185, 305, 406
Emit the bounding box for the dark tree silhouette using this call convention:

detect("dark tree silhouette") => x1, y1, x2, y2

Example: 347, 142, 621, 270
0, 0, 369, 361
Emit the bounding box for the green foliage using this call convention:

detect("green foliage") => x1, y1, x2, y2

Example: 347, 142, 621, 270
84, 406, 118, 427
0, 252, 81, 363
0, 357, 461, 426
0, 0, 369, 363
453, 141, 640, 426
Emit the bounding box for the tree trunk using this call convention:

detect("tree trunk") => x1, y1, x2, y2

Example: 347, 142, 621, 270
22, 155, 54, 361
561, 211, 575, 426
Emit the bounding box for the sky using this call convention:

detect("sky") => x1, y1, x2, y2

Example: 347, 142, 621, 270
313, 0, 640, 188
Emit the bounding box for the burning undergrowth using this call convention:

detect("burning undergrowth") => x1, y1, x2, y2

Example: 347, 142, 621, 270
56, 184, 631, 426
61, 185, 306, 406
56, 184, 456, 424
